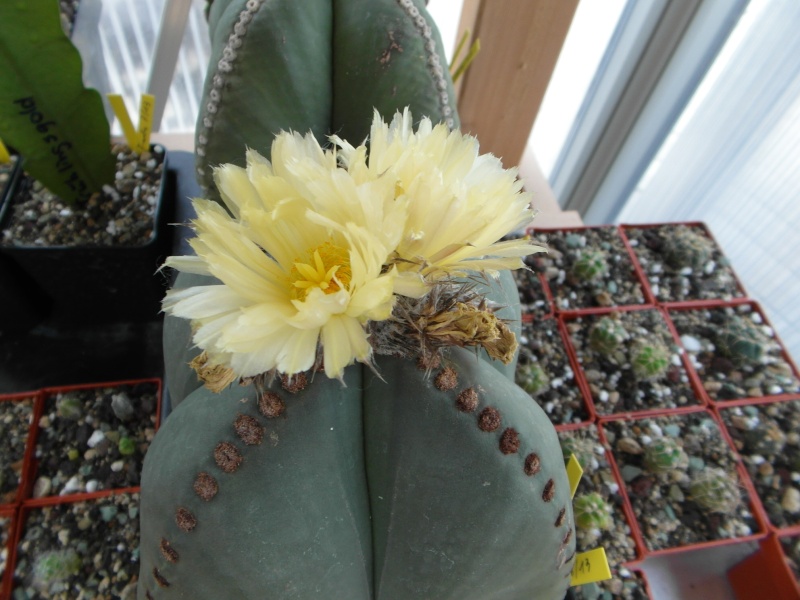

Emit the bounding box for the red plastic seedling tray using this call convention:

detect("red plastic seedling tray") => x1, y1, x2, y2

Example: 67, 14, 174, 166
0, 391, 41, 509
597, 407, 768, 561
559, 305, 707, 420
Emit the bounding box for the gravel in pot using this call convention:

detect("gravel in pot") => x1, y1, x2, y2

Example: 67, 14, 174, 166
529, 228, 646, 311
517, 320, 588, 424
12, 492, 140, 599
32, 382, 158, 498
671, 304, 800, 402
566, 310, 699, 416
603, 412, 759, 552
720, 401, 800, 530
624, 224, 744, 303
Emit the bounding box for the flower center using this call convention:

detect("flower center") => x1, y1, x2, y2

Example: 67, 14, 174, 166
290, 242, 352, 300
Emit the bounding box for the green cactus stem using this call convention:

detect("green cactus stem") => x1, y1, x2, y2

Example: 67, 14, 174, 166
570, 250, 608, 282
139, 348, 574, 599
573, 492, 612, 532
559, 434, 597, 473
689, 467, 741, 514
643, 437, 688, 474
516, 361, 550, 397
119, 436, 136, 456
195, 0, 458, 197
33, 549, 82, 589
714, 314, 769, 366
661, 226, 715, 271
588, 315, 628, 356
630, 339, 671, 381
56, 394, 83, 421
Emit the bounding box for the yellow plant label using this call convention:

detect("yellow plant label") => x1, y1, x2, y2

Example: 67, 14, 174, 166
137, 93, 155, 153
107, 94, 138, 151
0, 138, 10, 163
567, 453, 583, 499
570, 547, 612, 586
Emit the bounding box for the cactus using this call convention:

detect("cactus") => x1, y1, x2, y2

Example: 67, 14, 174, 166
573, 492, 612, 532
139, 1, 574, 599
559, 434, 597, 473
118, 436, 136, 456
661, 226, 714, 271
195, 0, 458, 198
630, 338, 671, 381
516, 361, 550, 397
714, 314, 769, 366
689, 467, 741, 513
588, 315, 628, 355
55, 394, 83, 421
33, 549, 82, 589
570, 250, 608, 282
643, 437, 688, 474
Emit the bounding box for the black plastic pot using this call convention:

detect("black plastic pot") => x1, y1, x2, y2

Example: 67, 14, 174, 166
0, 156, 51, 332
0, 145, 174, 324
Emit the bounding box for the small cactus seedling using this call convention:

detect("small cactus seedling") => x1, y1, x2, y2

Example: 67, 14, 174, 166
643, 437, 688, 474
714, 314, 769, 366
588, 315, 628, 355
630, 338, 671, 381
573, 492, 612, 532
559, 434, 597, 473
118, 436, 136, 456
689, 467, 741, 514
570, 250, 608, 282
661, 226, 715, 271
33, 549, 82, 589
516, 361, 550, 397
56, 394, 83, 421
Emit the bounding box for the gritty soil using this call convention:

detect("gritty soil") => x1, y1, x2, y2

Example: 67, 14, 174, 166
32, 382, 158, 498
517, 319, 587, 424
528, 228, 646, 311
12, 492, 140, 599
604, 412, 759, 552
720, 401, 800, 530
1, 145, 164, 249
513, 268, 553, 319
0, 396, 35, 504
566, 309, 699, 416
670, 304, 800, 402
624, 224, 745, 303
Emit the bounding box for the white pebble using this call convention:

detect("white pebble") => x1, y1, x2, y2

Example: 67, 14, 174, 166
59, 208, 72, 217
680, 335, 702, 352
651, 284, 660, 296
58, 529, 70, 546
640, 435, 652, 446
61, 476, 82, 495
598, 390, 609, 402
751, 312, 763, 324
648, 423, 663, 437
545, 402, 555, 414
111, 460, 125, 472
792, 472, 800, 483
85, 480, 99, 493
769, 385, 784, 395
679, 267, 693, 276
650, 263, 662, 274
551, 378, 563, 389
608, 482, 619, 494
703, 260, 716, 274
750, 454, 766, 465
671, 354, 682, 366
87, 430, 106, 448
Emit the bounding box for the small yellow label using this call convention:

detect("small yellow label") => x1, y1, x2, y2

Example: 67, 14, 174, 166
566, 453, 583, 499
0, 138, 11, 163
570, 547, 612, 587
137, 93, 155, 153
107, 93, 139, 151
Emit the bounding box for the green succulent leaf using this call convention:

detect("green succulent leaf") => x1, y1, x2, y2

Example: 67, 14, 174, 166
0, 2, 114, 205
